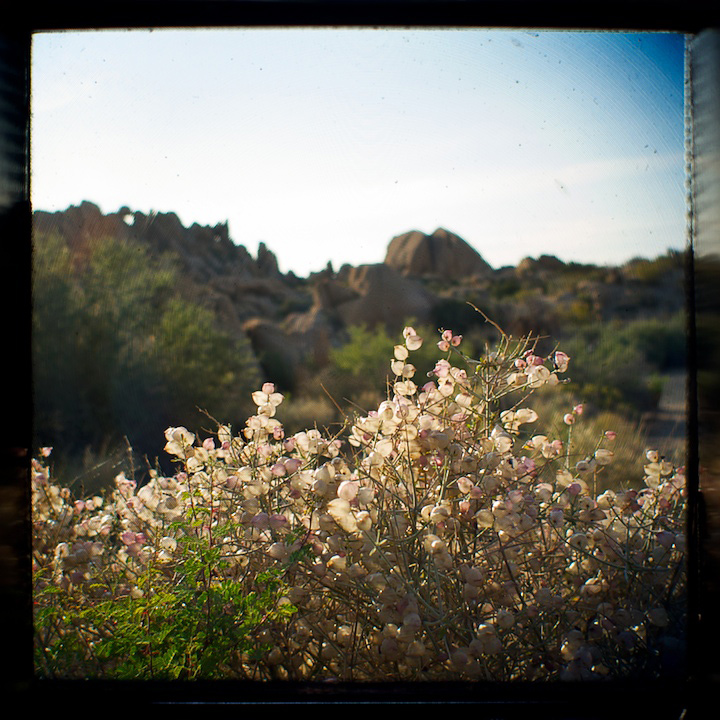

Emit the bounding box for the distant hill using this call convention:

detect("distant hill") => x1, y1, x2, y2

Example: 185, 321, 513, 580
33, 201, 686, 382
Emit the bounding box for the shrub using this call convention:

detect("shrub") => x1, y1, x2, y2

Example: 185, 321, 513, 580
32, 232, 261, 480
32, 446, 296, 680
613, 313, 687, 372
33, 323, 686, 681
555, 326, 659, 416
321, 322, 442, 409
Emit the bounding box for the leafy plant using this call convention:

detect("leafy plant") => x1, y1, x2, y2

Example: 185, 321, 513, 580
32, 232, 261, 482
33, 458, 296, 680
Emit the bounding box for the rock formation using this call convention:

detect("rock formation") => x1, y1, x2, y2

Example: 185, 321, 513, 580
32, 201, 685, 396
384, 227, 493, 281
516, 254, 566, 276
333, 263, 435, 330
33, 200, 304, 333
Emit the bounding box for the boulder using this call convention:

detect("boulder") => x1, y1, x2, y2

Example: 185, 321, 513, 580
243, 317, 302, 390
516, 255, 566, 276
283, 307, 335, 367
384, 227, 492, 280
311, 276, 361, 311
334, 263, 435, 330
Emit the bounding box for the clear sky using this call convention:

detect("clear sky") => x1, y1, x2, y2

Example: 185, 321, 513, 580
30, 28, 687, 277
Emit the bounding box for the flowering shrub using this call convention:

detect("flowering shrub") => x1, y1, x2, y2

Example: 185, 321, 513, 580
32, 324, 686, 681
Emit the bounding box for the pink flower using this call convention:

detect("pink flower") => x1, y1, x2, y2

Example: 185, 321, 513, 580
563, 413, 575, 425
604, 430, 617, 441
284, 457, 302, 474
251, 512, 270, 529
554, 351, 570, 372
120, 531, 137, 546
433, 359, 451, 378
518, 457, 537, 476
269, 514, 288, 530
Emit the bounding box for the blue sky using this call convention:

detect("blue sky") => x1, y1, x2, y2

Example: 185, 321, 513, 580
30, 28, 687, 276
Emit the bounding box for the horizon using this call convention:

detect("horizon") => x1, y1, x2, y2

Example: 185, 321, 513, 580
33, 198, 680, 276
31, 28, 688, 276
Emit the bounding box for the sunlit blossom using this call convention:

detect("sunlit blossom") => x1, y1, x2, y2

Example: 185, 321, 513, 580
252, 383, 285, 417
554, 351, 570, 372
403, 326, 423, 351
32, 321, 685, 684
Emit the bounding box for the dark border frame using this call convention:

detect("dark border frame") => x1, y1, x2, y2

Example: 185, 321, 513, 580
4, 2, 719, 714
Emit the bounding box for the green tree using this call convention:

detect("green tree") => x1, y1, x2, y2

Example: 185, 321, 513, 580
151, 296, 260, 426
32, 233, 261, 482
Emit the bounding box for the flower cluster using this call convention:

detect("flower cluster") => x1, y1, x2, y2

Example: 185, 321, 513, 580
32, 325, 686, 681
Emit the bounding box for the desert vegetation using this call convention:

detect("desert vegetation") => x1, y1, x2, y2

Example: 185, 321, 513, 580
33, 323, 686, 682
31, 207, 688, 684
32, 231, 261, 487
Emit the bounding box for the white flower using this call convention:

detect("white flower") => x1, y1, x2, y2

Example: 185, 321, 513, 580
252, 383, 284, 417
394, 380, 417, 397
164, 426, 195, 456
403, 326, 423, 351
554, 351, 570, 373
594, 449, 614, 465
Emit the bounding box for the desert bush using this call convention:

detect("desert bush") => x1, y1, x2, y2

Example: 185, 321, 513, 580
523, 392, 657, 495
555, 326, 660, 417
613, 312, 687, 372
32, 232, 261, 479
320, 322, 443, 408
33, 323, 686, 682
32, 445, 297, 680
623, 250, 685, 285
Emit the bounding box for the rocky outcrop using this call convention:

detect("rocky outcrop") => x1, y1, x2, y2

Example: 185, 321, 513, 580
256, 241, 281, 277
32, 200, 300, 331
33, 201, 686, 395
384, 227, 493, 281
33, 201, 128, 268
32, 201, 275, 284
516, 255, 566, 276
311, 274, 362, 312
332, 263, 435, 330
